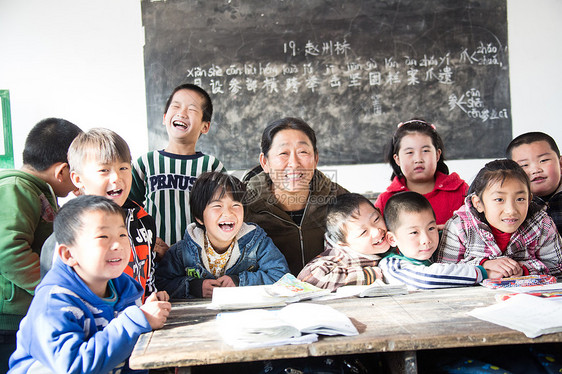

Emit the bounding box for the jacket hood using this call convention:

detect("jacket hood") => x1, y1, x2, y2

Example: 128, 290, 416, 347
39, 256, 144, 308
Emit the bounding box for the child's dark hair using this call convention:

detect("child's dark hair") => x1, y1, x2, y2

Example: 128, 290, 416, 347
22, 118, 82, 171
383, 191, 435, 232
164, 83, 213, 123
384, 118, 449, 180
54, 195, 125, 247
506, 131, 560, 158
261, 117, 318, 157
468, 159, 539, 222
190, 172, 246, 229
326, 193, 378, 244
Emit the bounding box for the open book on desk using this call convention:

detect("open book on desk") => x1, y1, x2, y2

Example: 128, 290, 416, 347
217, 303, 358, 348
265, 273, 331, 301
208, 274, 331, 310
335, 279, 408, 298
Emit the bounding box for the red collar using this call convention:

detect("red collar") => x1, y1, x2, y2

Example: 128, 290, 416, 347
490, 225, 513, 252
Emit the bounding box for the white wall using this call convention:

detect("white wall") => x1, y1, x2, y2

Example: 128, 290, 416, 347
0, 0, 147, 164
0, 0, 560, 193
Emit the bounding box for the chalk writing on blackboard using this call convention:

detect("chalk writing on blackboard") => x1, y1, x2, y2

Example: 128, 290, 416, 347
186, 39, 507, 123
141, 0, 511, 169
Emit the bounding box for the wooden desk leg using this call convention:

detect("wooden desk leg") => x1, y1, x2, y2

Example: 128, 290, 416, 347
385, 350, 417, 374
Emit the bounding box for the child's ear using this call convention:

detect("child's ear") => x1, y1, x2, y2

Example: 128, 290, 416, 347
58, 244, 78, 267
386, 231, 398, 247
471, 194, 484, 213
70, 170, 84, 190
393, 154, 401, 167
54, 162, 69, 184
200, 121, 210, 135
436, 148, 442, 162
195, 217, 204, 226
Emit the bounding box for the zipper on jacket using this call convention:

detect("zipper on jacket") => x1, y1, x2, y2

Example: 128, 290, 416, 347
261, 197, 311, 270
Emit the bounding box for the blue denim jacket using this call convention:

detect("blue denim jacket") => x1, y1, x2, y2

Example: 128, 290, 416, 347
155, 223, 290, 298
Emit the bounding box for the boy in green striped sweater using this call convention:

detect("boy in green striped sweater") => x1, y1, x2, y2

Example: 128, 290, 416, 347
130, 84, 226, 251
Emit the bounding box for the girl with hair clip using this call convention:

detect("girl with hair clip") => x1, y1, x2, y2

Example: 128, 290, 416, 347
375, 119, 469, 229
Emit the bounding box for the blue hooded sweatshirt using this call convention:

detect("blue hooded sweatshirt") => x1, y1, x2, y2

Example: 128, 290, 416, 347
8, 257, 151, 373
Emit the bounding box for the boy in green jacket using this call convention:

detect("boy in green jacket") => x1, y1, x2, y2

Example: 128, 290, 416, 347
0, 118, 82, 371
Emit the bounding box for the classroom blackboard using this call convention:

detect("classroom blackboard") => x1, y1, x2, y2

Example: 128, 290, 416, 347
141, 0, 510, 170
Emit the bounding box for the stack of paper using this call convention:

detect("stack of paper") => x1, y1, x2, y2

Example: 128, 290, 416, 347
217, 303, 358, 348
468, 293, 562, 338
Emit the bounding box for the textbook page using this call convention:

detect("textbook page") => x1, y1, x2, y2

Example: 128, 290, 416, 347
208, 285, 287, 310
217, 308, 318, 349
278, 303, 359, 336
335, 279, 408, 298
217, 303, 357, 348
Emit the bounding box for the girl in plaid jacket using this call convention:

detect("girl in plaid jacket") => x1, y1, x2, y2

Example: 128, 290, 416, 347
436, 159, 562, 278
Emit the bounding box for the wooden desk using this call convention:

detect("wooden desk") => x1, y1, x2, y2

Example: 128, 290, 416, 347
130, 286, 562, 372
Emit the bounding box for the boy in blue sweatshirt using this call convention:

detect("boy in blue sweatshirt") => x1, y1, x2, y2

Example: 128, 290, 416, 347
379, 191, 490, 289
8, 195, 171, 373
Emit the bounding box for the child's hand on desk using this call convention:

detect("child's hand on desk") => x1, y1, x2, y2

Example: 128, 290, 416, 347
483, 257, 523, 278
202, 279, 221, 298
217, 275, 236, 287
140, 292, 171, 329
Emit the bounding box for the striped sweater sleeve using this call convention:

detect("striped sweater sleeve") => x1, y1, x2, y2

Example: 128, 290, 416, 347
379, 256, 485, 290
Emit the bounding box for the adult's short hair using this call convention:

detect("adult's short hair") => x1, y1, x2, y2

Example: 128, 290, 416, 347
260, 117, 318, 158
